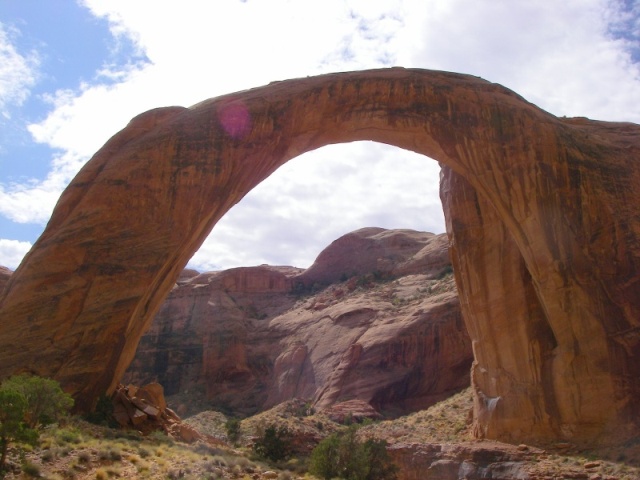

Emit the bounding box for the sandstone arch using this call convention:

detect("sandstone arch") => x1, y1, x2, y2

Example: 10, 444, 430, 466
0, 68, 638, 444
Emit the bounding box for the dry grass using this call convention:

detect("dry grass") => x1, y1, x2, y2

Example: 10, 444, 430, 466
3, 388, 640, 479
1, 417, 291, 480
361, 387, 474, 444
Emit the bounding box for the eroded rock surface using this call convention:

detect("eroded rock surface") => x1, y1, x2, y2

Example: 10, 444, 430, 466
0, 68, 638, 444
0, 266, 11, 294
124, 229, 471, 418
111, 382, 221, 444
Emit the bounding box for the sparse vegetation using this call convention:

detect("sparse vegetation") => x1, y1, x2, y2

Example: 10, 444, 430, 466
0, 375, 73, 473
0, 390, 637, 479
309, 425, 397, 480
225, 417, 241, 444
85, 393, 118, 427
436, 264, 454, 279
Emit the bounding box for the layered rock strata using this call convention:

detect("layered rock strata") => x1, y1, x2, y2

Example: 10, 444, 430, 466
0, 68, 638, 444
124, 229, 471, 417
0, 266, 11, 294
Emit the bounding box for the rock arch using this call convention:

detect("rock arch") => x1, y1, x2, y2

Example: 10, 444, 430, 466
0, 68, 638, 444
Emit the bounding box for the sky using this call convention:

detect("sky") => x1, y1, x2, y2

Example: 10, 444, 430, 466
0, 0, 639, 273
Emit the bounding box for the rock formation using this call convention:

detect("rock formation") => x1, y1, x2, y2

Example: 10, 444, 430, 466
0, 266, 11, 294
0, 68, 638, 444
124, 229, 471, 418
111, 382, 222, 444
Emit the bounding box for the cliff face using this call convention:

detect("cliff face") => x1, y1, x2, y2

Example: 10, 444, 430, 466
0, 68, 638, 444
0, 266, 11, 294
439, 117, 640, 443
124, 229, 472, 417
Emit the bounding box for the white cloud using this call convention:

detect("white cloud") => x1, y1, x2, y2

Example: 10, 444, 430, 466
0, 239, 31, 270
6, 0, 410, 227
0, 150, 86, 224
0, 23, 39, 117
188, 142, 444, 271
409, 0, 640, 122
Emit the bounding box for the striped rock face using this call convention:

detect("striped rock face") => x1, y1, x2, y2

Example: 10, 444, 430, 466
0, 68, 638, 444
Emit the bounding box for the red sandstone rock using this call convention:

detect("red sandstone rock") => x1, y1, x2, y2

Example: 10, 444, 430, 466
297, 228, 451, 287
111, 382, 221, 445
124, 229, 471, 418
0, 68, 638, 445
387, 441, 543, 480
324, 399, 383, 424
0, 266, 11, 294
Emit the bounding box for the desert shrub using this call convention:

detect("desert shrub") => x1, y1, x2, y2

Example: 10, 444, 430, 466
148, 430, 174, 445
56, 427, 82, 445
0, 388, 38, 471
95, 467, 109, 479
287, 401, 315, 418
41, 448, 57, 462
137, 446, 151, 458
436, 264, 454, 279
98, 448, 122, 461
78, 450, 91, 463
21, 459, 41, 477
308, 432, 343, 479
309, 426, 397, 480
1, 374, 73, 428
85, 394, 118, 427
363, 438, 398, 480
252, 424, 293, 462
225, 417, 241, 444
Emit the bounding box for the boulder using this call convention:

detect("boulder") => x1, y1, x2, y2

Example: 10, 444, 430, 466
111, 382, 221, 445
324, 399, 383, 424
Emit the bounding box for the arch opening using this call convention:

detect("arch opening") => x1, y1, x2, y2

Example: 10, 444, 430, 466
188, 141, 444, 272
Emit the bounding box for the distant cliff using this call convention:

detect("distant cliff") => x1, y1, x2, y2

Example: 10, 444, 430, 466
123, 228, 472, 417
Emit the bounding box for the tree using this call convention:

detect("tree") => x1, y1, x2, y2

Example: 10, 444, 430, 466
252, 424, 293, 462
0, 389, 37, 471
1, 374, 74, 428
225, 417, 241, 445
308, 432, 342, 479
85, 394, 118, 427
363, 438, 398, 480
309, 426, 397, 480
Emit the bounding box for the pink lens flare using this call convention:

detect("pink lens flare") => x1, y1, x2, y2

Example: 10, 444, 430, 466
218, 102, 252, 139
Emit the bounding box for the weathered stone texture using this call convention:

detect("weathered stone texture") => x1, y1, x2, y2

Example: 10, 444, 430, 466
124, 229, 471, 417
0, 266, 11, 294
0, 68, 638, 444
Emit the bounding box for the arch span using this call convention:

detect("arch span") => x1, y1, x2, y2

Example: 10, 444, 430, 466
0, 68, 639, 443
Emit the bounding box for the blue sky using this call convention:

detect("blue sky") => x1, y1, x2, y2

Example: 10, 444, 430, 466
1, 2, 145, 237
1, 0, 639, 272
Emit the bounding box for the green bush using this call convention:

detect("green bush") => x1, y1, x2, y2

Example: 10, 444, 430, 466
0, 388, 37, 471
309, 426, 397, 480
362, 438, 398, 480
0, 375, 72, 472
21, 459, 41, 477
225, 417, 241, 445
85, 394, 118, 427
252, 424, 292, 462
1, 374, 74, 428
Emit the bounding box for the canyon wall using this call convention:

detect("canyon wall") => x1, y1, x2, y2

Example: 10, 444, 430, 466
124, 229, 471, 418
0, 68, 638, 444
